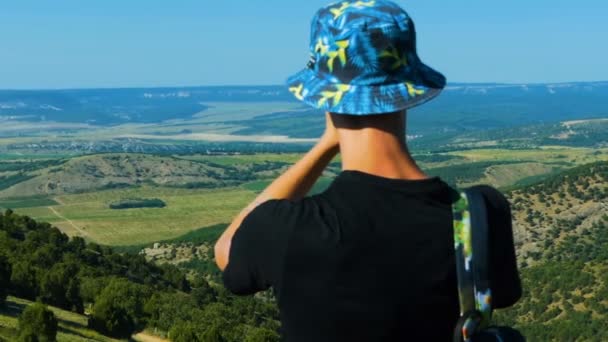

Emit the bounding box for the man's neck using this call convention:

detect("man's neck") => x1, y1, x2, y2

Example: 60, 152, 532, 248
338, 129, 429, 181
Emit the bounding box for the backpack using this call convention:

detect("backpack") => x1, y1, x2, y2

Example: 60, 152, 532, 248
451, 188, 525, 342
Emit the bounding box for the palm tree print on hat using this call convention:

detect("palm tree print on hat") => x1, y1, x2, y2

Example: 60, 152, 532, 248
330, 1, 377, 19
318, 84, 352, 107
326, 40, 350, 73
314, 38, 330, 56
406, 83, 425, 97
289, 83, 305, 100
380, 47, 408, 70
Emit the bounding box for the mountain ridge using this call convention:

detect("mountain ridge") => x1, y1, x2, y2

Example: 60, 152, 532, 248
2, 82, 607, 127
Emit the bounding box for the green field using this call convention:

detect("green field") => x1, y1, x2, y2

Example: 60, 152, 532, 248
446, 147, 608, 165
0, 196, 59, 209
12, 186, 255, 246
8, 175, 334, 246
0, 153, 77, 161
174, 153, 306, 166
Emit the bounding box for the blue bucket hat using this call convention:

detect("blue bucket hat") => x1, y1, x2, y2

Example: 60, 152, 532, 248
287, 0, 446, 115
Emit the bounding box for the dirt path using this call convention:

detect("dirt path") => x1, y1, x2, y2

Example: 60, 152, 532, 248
48, 206, 89, 238
132, 332, 170, 342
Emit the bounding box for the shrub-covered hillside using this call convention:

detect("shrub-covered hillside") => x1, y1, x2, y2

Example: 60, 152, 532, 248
495, 161, 608, 340
0, 209, 280, 341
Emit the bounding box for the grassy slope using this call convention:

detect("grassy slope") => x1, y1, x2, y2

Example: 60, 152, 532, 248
0, 196, 59, 209
445, 147, 608, 188
0, 153, 235, 198
0, 297, 122, 342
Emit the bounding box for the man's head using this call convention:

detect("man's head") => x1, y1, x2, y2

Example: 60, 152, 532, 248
286, 1, 445, 118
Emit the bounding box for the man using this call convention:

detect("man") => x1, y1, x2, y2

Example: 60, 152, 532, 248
215, 1, 521, 341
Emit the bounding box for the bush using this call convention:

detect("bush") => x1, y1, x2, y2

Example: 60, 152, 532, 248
88, 278, 152, 338
144, 292, 198, 332
170, 321, 203, 342
39, 262, 83, 313
17, 302, 58, 342
202, 324, 226, 342
244, 327, 280, 342
10, 260, 38, 300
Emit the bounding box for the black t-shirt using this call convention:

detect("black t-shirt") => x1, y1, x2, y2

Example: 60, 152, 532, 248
223, 170, 521, 342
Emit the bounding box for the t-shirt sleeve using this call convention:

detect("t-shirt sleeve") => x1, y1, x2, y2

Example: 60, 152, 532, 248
473, 185, 523, 308
222, 199, 293, 295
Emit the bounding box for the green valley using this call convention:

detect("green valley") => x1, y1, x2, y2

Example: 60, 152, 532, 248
0, 88, 607, 340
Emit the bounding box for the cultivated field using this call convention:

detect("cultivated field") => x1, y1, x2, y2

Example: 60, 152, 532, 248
12, 186, 255, 246
446, 147, 608, 165
173, 153, 308, 166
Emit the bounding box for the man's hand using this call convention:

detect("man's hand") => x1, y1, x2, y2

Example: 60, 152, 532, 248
319, 112, 340, 152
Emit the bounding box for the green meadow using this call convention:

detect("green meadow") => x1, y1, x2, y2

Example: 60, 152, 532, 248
13, 186, 255, 246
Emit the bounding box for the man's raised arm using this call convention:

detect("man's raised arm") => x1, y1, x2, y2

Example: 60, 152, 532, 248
214, 113, 339, 270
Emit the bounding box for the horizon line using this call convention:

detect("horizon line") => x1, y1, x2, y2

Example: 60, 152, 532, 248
1, 80, 608, 92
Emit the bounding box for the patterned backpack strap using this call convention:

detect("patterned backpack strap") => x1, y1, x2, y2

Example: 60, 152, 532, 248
451, 189, 493, 342
466, 188, 493, 327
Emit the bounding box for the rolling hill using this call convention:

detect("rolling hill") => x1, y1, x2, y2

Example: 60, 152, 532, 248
0, 153, 290, 198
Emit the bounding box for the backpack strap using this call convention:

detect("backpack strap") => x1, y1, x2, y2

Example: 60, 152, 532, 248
466, 188, 493, 326
451, 188, 493, 342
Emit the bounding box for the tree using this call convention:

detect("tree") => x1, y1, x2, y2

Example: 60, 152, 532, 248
244, 327, 280, 342
144, 292, 198, 332
160, 264, 190, 292
17, 302, 58, 342
39, 262, 83, 312
10, 260, 38, 300
0, 254, 11, 307
192, 277, 217, 307
88, 278, 152, 338
79, 276, 111, 304
201, 324, 226, 342
169, 321, 202, 342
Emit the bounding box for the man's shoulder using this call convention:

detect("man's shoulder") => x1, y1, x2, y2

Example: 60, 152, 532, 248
250, 195, 330, 218
241, 194, 335, 234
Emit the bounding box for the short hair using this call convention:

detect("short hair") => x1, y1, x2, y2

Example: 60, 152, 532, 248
330, 111, 406, 132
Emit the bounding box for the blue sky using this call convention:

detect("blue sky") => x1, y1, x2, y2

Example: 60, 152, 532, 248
0, 0, 606, 89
